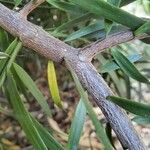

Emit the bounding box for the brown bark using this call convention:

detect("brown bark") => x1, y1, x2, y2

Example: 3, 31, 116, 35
0, 2, 148, 149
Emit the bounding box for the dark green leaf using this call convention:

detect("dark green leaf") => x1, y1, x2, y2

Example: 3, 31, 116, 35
132, 116, 150, 125
0, 143, 3, 150
31, 117, 64, 150
46, 0, 85, 14
13, 63, 52, 117
105, 0, 121, 35
53, 13, 92, 33
97, 54, 125, 96
5, 72, 48, 150
105, 123, 115, 149
6, 41, 22, 71
120, 0, 136, 6
135, 21, 150, 36
0, 27, 9, 50
67, 99, 86, 150
14, 0, 22, 7
65, 21, 104, 41
0, 38, 20, 88
107, 96, 150, 118
100, 53, 142, 73
71, 0, 145, 30
0, 38, 18, 74
111, 48, 149, 83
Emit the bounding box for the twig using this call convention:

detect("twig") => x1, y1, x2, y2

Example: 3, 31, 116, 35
19, 0, 45, 19
79, 30, 150, 61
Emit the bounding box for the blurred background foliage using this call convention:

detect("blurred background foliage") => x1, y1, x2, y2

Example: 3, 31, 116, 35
0, 0, 150, 149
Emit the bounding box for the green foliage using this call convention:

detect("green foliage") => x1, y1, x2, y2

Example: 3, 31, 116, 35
12, 63, 52, 116
5, 72, 48, 150
105, 0, 121, 35
31, 117, 64, 150
65, 21, 104, 41
135, 21, 150, 36
0, 143, 3, 150
100, 53, 142, 73
132, 116, 150, 125
0, 27, 9, 50
0, 52, 8, 59
71, 0, 145, 30
66, 99, 86, 150
111, 48, 149, 83
14, 0, 22, 7
0, 38, 22, 87
107, 96, 150, 118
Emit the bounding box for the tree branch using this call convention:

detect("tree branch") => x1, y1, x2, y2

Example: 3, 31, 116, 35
0, 3, 76, 63
66, 59, 145, 149
0, 3, 146, 149
79, 30, 150, 61
19, 0, 45, 18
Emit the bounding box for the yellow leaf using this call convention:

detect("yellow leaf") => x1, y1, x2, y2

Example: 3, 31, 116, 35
47, 61, 62, 108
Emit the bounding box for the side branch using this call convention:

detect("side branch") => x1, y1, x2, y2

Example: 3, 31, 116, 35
19, 0, 45, 18
79, 30, 149, 60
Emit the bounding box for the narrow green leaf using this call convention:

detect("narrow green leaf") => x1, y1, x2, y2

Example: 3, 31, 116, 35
53, 13, 92, 33
14, 0, 22, 7
142, 0, 150, 14
67, 62, 113, 150
111, 48, 149, 83
105, 123, 115, 149
31, 117, 64, 150
89, 25, 128, 40
67, 99, 86, 150
135, 21, 150, 36
12, 63, 52, 117
11, 66, 28, 98
108, 0, 121, 5
0, 52, 8, 59
71, 0, 145, 30
105, 0, 121, 35
120, 0, 136, 6
0, 72, 6, 88
46, 0, 85, 14
47, 61, 62, 108
5, 72, 48, 150
0, 27, 9, 50
132, 116, 150, 125
107, 96, 150, 118
6, 41, 22, 71
5, 39, 18, 54
0, 143, 3, 150
100, 53, 142, 73
65, 21, 104, 41
97, 54, 125, 96
0, 38, 20, 88
0, 38, 18, 74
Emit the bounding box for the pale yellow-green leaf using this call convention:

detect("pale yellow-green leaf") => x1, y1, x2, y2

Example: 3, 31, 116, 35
47, 61, 62, 108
